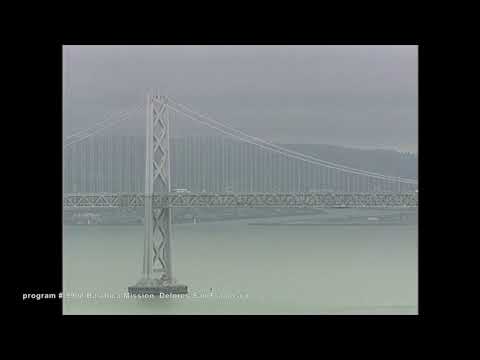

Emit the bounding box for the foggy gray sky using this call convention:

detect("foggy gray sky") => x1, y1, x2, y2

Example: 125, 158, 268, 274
63, 45, 418, 153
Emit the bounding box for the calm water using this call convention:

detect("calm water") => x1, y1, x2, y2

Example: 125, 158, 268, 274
63, 212, 418, 314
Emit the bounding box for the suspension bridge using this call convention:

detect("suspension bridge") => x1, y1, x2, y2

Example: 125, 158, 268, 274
63, 93, 418, 296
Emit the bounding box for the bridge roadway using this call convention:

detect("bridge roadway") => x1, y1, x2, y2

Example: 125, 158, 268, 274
63, 192, 418, 209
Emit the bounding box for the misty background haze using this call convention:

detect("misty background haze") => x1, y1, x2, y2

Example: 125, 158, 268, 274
63, 45, 418, 314
63, 45, 418, 154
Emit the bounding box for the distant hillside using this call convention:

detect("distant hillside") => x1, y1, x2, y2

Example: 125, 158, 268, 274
284, 143, 417, 179
63, 136, 417, 193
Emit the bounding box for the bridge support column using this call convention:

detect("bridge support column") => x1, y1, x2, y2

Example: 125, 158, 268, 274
129, 94, 187, 296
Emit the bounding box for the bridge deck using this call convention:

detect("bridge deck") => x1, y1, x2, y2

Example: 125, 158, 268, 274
63, 192, 418, 209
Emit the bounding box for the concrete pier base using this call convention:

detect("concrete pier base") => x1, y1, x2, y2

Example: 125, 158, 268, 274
128, 279, 188, 296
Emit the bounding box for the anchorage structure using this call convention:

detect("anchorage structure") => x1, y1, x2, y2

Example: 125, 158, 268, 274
128, 94, 187, 296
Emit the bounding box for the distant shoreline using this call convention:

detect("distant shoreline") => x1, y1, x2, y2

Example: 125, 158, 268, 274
248, 222, 416, 226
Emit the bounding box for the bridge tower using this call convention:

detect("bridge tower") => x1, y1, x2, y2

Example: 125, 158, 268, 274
128, 94, 187, 296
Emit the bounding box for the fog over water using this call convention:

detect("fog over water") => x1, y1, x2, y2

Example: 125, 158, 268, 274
63, 214, 418, 315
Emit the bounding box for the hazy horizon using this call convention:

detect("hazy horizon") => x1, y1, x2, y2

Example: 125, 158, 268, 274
63, 45, 418, 154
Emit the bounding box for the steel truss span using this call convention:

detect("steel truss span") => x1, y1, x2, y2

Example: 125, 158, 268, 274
63, 192, 418, 209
